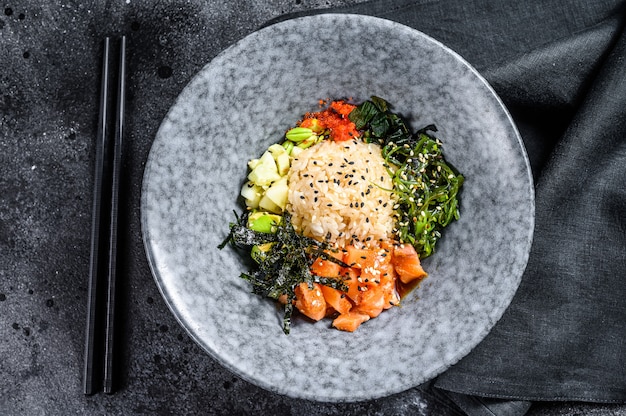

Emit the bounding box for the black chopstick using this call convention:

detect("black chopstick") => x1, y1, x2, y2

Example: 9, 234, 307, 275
84, 36, 126, 396
104, 35, 126, 395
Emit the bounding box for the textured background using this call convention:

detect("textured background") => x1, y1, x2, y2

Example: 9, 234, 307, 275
1, 1, 625, 415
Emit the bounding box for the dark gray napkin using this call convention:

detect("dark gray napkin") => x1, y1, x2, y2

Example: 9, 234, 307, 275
269, 0, 626, 414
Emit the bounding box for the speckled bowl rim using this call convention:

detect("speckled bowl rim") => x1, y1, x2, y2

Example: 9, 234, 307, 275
141, 13, 534, 402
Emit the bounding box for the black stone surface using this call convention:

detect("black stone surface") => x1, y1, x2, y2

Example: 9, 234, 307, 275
1, 1, 625, 415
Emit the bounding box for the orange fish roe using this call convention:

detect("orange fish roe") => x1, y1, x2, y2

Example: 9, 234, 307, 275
300, 100, 360, 142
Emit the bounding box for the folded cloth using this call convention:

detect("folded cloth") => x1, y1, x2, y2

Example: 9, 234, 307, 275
268, 0, 626, 413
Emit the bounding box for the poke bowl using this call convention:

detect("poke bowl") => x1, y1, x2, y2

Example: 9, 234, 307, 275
141, 13, 534, 402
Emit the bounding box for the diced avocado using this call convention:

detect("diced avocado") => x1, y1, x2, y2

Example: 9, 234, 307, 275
264, 176, 289, 211
251, 243, 273, 263
247, 212, 282, 233
240, 181, 262, 208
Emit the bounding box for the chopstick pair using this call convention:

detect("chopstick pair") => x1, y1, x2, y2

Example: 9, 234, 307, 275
84, 36, 126, 395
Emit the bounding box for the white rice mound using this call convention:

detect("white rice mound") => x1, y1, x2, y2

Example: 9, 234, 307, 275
287, 139, 397, 248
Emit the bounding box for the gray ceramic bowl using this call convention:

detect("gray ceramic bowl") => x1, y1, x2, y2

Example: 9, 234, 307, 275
142, 14, 534, 402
